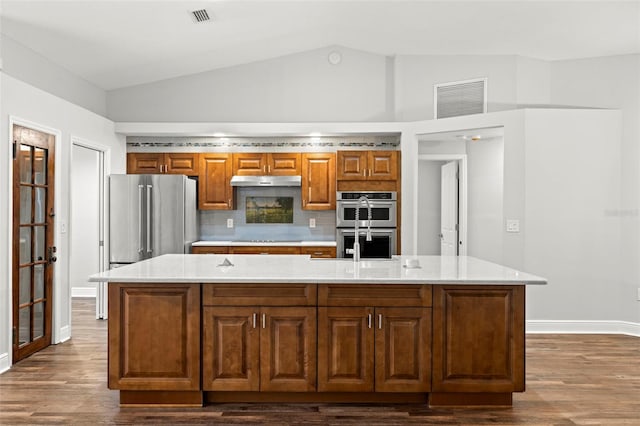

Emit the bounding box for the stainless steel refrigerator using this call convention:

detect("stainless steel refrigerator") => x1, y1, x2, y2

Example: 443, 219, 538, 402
97, 174, 198, 318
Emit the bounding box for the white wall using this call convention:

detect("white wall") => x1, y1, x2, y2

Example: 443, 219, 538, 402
1, 35, 107, 117
466, 137, 504, 263
0, 73, 125, 371
550, 54, 640, 325
524, 109, 624, 322
107, 46, 392, 122
70, 145, 101, 297
516, 56, 551, 107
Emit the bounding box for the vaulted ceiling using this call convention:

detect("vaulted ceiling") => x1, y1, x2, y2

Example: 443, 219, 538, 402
2, 1, 639, 90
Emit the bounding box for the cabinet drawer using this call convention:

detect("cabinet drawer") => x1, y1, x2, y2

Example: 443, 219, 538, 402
300, 246, 336, 258
318, 284, 431, 307
191, 246, 229, 254
203, 284, 317, 306
229, 246, 301, 255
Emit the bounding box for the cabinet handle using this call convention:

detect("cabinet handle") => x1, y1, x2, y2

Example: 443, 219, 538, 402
378, 314, 383, 329
363, 169, 366, 177
263, 165, 267, 173
253, 313, 257, 328
228, 199, 231, 207
268, 165, 271, 173
367, 313, 372, 329
262, 313, 266, 329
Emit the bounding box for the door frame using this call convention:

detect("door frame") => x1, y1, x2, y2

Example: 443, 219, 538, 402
414, 154, 467, 255
8, 116, 63, 366
69, 136, 111, 306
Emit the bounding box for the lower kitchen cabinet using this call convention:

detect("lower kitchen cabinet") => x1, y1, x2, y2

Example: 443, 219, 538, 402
432, 285, 525, 393
107, 283, 201, 391
202, 306, 317, 392
191, 246, 229, 254
318, 306, 431, 392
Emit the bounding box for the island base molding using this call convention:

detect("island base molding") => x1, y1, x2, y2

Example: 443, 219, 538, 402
117, 391, 515, 407
119, 391, 203, 407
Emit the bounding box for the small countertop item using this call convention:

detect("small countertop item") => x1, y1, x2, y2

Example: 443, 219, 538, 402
90, 254, 547, 285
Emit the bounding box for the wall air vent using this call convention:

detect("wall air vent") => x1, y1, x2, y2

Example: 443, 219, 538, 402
434, 78, 487, 119
191, 9, 211, 23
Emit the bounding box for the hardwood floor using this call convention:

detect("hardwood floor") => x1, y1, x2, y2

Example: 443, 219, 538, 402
1, 298, 639, 425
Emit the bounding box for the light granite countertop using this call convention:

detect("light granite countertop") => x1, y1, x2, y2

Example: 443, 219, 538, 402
90, 254, 547, 285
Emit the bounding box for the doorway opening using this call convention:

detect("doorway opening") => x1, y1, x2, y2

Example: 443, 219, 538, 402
70, 138, 108, 319
415, 126, 505, 259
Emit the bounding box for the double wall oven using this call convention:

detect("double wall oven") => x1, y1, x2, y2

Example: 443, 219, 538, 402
336, 191, 397, 259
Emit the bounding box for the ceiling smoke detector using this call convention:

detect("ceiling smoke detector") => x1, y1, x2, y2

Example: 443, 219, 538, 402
191, 9, 211, 23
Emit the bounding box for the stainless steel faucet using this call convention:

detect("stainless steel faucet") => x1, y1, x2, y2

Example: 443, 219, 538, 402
346, 195, 372, 262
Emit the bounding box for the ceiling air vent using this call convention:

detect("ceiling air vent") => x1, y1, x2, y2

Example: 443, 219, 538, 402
434, 78, 487, 119
191, 9, 211, 23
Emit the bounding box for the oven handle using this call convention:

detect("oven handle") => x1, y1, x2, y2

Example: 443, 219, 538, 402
338, 201, 396, 208
338, 229, 396, 236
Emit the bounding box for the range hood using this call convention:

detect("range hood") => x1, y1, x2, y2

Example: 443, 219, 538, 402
230, 175, 302, 187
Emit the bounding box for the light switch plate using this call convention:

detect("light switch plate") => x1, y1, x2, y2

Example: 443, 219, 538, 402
309, 218, 316, 228
506, 219, 520, 233
226, 218, 233, 228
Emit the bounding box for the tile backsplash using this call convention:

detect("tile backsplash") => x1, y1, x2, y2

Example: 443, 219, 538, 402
199, 187, 336, 241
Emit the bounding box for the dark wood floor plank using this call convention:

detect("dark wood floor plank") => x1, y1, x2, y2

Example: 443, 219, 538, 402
0, 299, 638, 424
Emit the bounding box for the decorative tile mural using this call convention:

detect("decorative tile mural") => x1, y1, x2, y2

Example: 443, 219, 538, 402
246, 197, 294, 224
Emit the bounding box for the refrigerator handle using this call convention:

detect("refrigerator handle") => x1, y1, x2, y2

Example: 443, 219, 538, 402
138, 185, 144, 253
147, 185, 152, 254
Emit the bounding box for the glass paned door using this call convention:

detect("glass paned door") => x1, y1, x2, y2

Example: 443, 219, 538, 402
12, 124, 55, 363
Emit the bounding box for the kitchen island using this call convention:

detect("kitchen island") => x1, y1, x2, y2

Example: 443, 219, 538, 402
90, 254, 546, 408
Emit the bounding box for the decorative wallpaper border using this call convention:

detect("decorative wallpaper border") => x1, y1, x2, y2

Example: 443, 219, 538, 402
126, 135, 400, 148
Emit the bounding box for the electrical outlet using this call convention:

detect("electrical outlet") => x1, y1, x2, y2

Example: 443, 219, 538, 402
226, 218, 234, 228
309, 218, 316, 228
506, 219, 520, 233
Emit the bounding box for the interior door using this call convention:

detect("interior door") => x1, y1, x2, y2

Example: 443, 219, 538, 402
440, 161, 459, 256
12, 124, 56, 363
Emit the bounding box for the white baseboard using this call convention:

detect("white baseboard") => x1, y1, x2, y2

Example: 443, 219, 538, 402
72, 287, 96, 298
527, 320, 640, 337
57, 325, 71, 344
0, 352, 9, 374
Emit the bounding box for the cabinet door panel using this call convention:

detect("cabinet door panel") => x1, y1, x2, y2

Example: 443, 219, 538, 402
108, 283, 200, 391
165, 153, 199, 175
375, 307, 431, 392
127, 153, 163, 174
432, 285, 525, 393
369, 151, 398, 180
302, 153, 336, 210
269, 153, 301, 176
233, 153, 265, 175
199, 154, 233, 210
318, 307, 374, 392
260, 307, 317, 392
336, 151, 367, 181
202, 307, 260, 391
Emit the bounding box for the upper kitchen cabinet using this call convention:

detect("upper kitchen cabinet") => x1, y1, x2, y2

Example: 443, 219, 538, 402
337, 151, 398, 181
127, 153, 199, 175
233, 153, 301, 176
301, 153, 336, 210
199, 153, 234, 210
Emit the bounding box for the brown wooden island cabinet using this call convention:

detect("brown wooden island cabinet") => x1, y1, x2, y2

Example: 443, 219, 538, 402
107, 281, 525, 407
